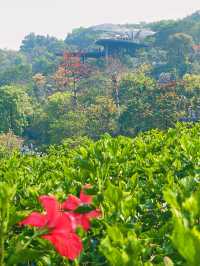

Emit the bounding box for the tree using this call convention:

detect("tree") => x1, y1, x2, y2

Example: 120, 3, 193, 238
20, 33, 66, 75
167, 33, 194, 76
0, 85, 32, 135
0, 63, 32, 86
57, 52, 92, 108
32, 73, 47, 100
153, 88, 182, 129
0, 49, 32, 86
105, 58, 127, 114
0, 131, 23, 157
29, 92, 87, 145
52, 66, 66, 92
78, 72, 110, 107
85, 96, 118, 139
181, 74, 200, 120
119, 70, 172, 134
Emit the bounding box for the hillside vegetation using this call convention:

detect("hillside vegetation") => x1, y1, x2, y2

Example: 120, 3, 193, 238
0, 11, 200, 149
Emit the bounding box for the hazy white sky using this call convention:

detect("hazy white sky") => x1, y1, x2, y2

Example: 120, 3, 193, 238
0, 0, 200, 50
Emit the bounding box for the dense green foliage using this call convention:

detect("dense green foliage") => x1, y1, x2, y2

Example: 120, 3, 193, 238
0, 85, 32, 135
0, 123, 200, 265
0, 68, 199, 147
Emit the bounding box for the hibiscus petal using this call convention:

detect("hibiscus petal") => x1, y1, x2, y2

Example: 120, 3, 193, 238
66, 213, 77, 231
80, 184, 93, 204
86, 209, 102, 219
75, 209, 101, 231
19, 212, 46, 227
80, 215, 91, 231
52, 213, 75, 234
39, 195, 60, 227
42, 232, 83, 260
71, 213, 90, 231
62, 195, 81, 211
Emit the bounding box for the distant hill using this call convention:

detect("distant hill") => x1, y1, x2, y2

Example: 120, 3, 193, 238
1, 10, 200, 80
149, 10, 200, 48
65, 24, 155, 51
65, 11, 200, 50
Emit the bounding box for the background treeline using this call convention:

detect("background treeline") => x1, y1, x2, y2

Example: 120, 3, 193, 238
0, 11, 200, 150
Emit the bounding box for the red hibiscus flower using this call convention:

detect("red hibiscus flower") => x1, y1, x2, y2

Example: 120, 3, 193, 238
20, 196, 82, 260
62, 185, 101, 231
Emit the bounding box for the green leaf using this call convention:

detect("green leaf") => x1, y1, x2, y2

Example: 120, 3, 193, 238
75, 204, 95, 214
164, 256, 174, 266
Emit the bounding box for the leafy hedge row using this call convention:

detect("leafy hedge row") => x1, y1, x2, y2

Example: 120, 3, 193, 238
0, 123, 200, 265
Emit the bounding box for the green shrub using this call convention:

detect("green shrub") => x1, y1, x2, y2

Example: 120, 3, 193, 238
0, 123, 199, 265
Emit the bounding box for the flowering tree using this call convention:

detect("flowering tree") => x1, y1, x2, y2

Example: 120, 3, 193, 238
54, 52, 92, 108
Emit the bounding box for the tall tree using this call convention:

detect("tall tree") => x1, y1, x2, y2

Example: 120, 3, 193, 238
167, 33, 194, 76
0, 85, 32, 135
85, 96, 118, 139
28, 92, 86, 145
